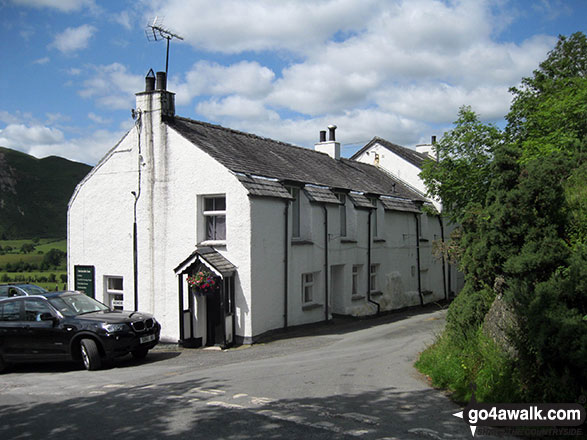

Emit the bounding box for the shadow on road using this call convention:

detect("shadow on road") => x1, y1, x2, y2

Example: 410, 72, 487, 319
3, 351, 182, 374
0, 375, 487, 439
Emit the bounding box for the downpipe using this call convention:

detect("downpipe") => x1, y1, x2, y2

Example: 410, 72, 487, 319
284, 202, 289, 329
323, 205, 329, 322
438, 215, 448, 301
367, 209, 381, 315
414, 213, 423, 306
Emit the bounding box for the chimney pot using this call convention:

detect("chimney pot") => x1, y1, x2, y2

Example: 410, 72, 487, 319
431, 135, 437, 144
319, 130, 326, 142
145, 69, 155, 92
156, 71, 167, 91
328, 124, 337, 141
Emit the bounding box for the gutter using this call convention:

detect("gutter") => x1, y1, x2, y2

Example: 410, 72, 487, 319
414, 213, 423, 306
367, 209, 381, 315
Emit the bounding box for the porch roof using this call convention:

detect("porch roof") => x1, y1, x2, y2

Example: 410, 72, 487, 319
174, 247, 237, 277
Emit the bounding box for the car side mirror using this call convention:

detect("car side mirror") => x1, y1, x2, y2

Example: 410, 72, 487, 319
40, 312, 59, 325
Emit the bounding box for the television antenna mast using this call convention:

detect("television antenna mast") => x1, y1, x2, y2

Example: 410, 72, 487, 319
146, 16, 184, 76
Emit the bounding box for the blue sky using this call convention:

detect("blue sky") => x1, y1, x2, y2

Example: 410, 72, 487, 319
0, 0, 585, 165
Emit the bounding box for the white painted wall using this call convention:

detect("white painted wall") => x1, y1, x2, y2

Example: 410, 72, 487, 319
69, 89, 253, 343
354, 142, 442, 211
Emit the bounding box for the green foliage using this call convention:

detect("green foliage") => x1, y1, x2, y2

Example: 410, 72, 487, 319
416, 328, 520, 403
418, 33, 587, 404
419, 106, 503, 224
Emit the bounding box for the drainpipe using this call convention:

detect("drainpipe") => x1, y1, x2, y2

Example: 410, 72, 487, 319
323, 205, 329, 322
131, 111, 142, 312
283, 202, 289, 329
414, 213, 423, 306
438, 215, 448, 301
367, 209, 381, 314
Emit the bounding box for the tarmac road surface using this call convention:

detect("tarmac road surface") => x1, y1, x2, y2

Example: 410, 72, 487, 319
0, 304, 517, 439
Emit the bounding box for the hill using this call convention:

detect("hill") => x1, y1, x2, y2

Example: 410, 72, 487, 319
0, 146, 91, 239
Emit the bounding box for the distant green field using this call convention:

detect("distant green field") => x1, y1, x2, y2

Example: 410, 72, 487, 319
0, 238, 67, 287
0, 271, 68, 291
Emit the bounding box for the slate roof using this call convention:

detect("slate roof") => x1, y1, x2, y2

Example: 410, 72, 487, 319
167, 117, 426, 202
379, 196, 422, 213
303, 186, 342, 205
236, 174, 293, 200
174, 246, 237, 277
351, 137, 430, 169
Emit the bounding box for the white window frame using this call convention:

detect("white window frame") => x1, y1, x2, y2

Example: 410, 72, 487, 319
352, 264, 361, 296
203, 195, 226, 242
302, 272, 314, 304
105, 276, 124, 311
370, 264, 379, 292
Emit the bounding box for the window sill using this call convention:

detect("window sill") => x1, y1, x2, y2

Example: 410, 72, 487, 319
198, 240, 226, 247
302, 302, 323, 311
351, 294, 365, 301
291, 239, 314, 246
419, 238, 429, 242
370, 291, 383, 297
373, 238, 386, 243
340, 238, 357, 244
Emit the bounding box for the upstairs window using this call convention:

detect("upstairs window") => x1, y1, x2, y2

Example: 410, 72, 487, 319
352, 264, 361, 296
337, 193, 347, 237
204, 196, 226, 241
289, 188, 301, 238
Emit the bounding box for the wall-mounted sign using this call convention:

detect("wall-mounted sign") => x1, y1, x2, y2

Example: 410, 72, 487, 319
74, 265, 95, 298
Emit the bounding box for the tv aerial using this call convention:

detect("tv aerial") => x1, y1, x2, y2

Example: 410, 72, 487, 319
146, 16, 184, 76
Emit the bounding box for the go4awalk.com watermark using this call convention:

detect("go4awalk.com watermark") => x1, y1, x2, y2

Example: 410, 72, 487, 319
453, 393, 586, 437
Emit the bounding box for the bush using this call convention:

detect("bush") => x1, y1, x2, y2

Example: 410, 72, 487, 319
416, 328, 521, 403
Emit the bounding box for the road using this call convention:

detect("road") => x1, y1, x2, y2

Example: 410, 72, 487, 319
0, 305, 513, 439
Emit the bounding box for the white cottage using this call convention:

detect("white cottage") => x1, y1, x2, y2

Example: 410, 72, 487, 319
68, 71, 456, 347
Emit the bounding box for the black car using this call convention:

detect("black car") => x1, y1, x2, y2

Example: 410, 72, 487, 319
0, 283, 48, 298
0, 291, 160, 371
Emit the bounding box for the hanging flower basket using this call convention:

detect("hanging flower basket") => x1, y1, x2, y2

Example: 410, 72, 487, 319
187, 270, 219, 296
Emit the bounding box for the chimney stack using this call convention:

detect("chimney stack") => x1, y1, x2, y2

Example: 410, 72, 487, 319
136, 68, 175, 118
314, 125, 341, 160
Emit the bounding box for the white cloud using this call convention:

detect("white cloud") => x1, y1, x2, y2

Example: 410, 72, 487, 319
11, 0, 98, 13
88, 112, 112, 124
196, 95, 279, 121
142, 0, 377, 54
32, 56, 50, 65
49, 24, 96, 54
172, 61, 275, 106
0, 122, 125, 164
78, 63, 143, 109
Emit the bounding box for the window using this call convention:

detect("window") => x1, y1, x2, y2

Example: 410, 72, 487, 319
290, 188, 301, 238
370, 264, 379, 292
0, 301, 21, 321
24, 299, 53, 322
302, 273, 314, 304
370, 198, 378, 238
352, 265, 361, 296
203, 196, 226, 241
106, 276, 124, 311
337, 194, 347, 237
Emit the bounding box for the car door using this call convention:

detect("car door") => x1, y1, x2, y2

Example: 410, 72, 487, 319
0, 299, 25, 361
21, 298, 70, 360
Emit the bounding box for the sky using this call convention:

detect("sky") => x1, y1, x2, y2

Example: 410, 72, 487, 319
0, 0, 585, 165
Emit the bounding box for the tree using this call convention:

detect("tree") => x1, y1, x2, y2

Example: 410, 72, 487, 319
20, 243, 35, 254
419, 33, 587, 403
419, 106, 503, 224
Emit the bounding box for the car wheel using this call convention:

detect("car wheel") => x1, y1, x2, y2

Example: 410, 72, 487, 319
131, 347, 149, 360
80, 339, 102, 371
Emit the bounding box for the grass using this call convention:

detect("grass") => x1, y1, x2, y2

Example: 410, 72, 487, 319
0, 238, 67, 290
415, 327, 521, 403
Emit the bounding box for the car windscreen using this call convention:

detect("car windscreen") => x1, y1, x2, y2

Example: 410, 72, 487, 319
48, 294, 110, 317
18, 284, 48, 295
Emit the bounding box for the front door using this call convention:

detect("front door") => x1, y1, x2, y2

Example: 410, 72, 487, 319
205, 292, 222, 346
